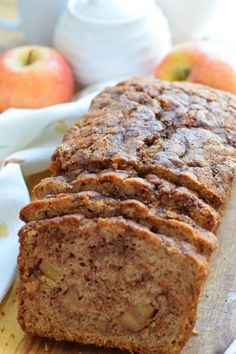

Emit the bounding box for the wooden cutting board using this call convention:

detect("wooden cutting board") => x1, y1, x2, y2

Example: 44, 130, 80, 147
0, 172, 236, 354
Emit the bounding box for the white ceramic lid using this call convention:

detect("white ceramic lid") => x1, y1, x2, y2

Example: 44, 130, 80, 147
69, 0, 156, 24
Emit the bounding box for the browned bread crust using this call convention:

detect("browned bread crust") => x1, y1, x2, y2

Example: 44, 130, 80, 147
33, 170, 220, 231
51, 78, 236, 209
18, 78, 236, 354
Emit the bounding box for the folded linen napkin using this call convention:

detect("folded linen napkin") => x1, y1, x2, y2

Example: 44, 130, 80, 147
0, 93, 96, 303
0, 163, 29, 302
0, 94, 95, 160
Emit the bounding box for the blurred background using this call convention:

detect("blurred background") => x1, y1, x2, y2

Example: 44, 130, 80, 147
0, 0, 236, 102
0, 0, 236, 51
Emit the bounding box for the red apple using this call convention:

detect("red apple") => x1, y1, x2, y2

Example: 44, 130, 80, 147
0, 45, 75, 111
156, 40, 236, 94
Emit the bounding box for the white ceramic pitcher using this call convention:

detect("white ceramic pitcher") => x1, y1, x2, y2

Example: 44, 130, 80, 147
54, 0, 172, 85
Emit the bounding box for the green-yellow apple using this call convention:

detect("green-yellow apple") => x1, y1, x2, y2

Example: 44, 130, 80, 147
0, 45, 75, 111
156, 40, 236, 94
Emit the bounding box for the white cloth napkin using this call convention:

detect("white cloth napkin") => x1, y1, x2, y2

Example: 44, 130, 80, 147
0, 93, 96, 303
0, 163, 29, 302
0, 94, 95, 160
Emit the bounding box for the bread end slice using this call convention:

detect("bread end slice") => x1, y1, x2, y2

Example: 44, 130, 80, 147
18, 215, 208, 354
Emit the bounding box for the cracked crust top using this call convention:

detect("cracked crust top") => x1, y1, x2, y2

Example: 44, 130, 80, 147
51, 78, 236, 210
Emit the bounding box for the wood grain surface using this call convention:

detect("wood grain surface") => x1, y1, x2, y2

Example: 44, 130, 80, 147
0, 171, 236, 354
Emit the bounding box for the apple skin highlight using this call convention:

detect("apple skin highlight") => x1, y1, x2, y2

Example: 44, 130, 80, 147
0, 45, 75, 112
156, 41, 236, 95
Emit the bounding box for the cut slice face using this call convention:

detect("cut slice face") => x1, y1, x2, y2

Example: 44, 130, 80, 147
18, 215, 208, 354
33, 175, 73, 198
34, 170, 153, 203
34, 170, 220, 231
20, 191, 218, 257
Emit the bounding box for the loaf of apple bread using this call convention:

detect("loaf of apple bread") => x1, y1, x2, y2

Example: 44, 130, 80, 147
18, 78, 236, 354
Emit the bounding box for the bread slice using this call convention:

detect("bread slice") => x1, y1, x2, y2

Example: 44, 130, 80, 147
34, 170, 152, 202
18, 215, 208, 354
34, 170, 220, 231
20, 191, 217, 257
51, 79, 236, 209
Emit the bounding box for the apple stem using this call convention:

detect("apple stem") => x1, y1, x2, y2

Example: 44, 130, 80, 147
179, 68, 191, 81
25, 49, 36, 66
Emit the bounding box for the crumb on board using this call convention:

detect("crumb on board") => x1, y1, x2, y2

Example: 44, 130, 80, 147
54, 120, 69, 134
192, 329, 199, 336
44, 343, 49, 352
